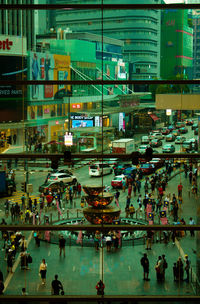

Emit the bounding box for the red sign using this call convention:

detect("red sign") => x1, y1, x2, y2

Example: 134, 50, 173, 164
72, 104, 81, 109
44, 85, 53, 98
0, 39, 13, 50
40, 57, 45, 79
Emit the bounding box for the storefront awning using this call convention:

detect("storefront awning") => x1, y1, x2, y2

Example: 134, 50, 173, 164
149, 113, 159, 121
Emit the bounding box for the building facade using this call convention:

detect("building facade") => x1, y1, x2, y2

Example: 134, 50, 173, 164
53, 0, 161, 87
161, 9, 193, 79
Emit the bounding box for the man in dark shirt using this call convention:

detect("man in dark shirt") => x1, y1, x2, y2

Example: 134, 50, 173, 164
51, 275, 63, 295
59, 235, 66, 257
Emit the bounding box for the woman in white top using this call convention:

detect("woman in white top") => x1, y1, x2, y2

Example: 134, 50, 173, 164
39, 259, 47, 285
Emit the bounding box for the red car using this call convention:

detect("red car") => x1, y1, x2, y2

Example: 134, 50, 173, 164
161, 127, 170, 135
111, 175, 125, 189
139, 163, 155, 175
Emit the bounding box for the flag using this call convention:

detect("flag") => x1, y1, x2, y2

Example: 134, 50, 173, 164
160, 210, 167, 218
148, 212, 154, 221
164, 201, 169, 207
160, 217, 168, 225
146, 204, 152, 214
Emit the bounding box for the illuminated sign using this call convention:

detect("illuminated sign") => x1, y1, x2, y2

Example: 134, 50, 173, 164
64, 132, 73, 146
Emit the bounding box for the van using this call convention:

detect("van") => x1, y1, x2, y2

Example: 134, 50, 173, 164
141, 136, 149, 144
89, 163, 112, 177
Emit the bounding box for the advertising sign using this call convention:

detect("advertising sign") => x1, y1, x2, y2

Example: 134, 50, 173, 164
64, 132, 73, 146
29, 52, 71, 101
0, 35, 27, 56
119, 113, 125, 131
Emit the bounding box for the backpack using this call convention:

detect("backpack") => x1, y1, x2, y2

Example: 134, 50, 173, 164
163, 260, 168, 269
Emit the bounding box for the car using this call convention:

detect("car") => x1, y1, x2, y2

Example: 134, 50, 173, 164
89, 163, 112, 177
123, 166, 138, 177
52, 169, 73, 176
141, 136, 149, 144
175, 136, 186, 144
175, 121, 185, 129
172, 129, 180, 137
168, 125, 175, 131
113, 163, 132, 176
149, 158, 164, 169
48, 172, 77, 184
138, 145, 149, 154
105, 158, 119, 168
162, 144, 175, 153
192, 123, 198, 130
161, 127, 170, 135
139, 163, 155, 175
151, 132, 163, 140
111, 175, 125, 189
179, 127, 188, 134
194, 128, 198, 135
149, 139, 162, 147
182, 140, 193, 152
165, 134, 175, 142
39, 181, 65, 194
189, 138, 198, 151
185, 119, 194, 126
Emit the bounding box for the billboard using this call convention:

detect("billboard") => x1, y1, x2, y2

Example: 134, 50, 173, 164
0, 55, 27, 122
29, 52, 71, 101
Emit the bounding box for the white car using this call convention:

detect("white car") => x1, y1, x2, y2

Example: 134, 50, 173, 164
48, 172, 77, 185
89, 163, 112, 177
138, 145, 149, 154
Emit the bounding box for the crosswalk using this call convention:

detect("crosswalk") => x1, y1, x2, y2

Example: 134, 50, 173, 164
4, 191, 40, 205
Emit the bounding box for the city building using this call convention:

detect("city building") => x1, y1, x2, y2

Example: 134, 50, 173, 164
161, 9, 193, 79
192, 10, 200, 92
52, 0, 161, 90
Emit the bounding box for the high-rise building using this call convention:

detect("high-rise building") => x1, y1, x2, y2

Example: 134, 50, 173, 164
53, 0, 161, 87
161, 9, 193, 79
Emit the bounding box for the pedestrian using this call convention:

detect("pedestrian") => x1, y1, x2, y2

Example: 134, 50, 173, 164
122, 178, 126, 192
73, 183, 77, 199
105, 233, 112, 252
184, 254, 191, 282
20, 235, 27, 252
96, 280, 105, 295
115, 190, 120, 207
39, 258, 47, 285
189, 217, 195, 237
4, 199, 9, 217
155, 256, 163, 281
77, 183, 82, 198
22, 287, 28, 295
146, 230, 153, 250
69, 186, 73, 207
136, 179, 141, 193
129, 204, 135, 218
94, 231, 101, 252
10, 204, 15, 222
178, 183, 183, 197
173, 262, 178, 281
7, 249, 14, 273
176, 257, 184, 281
140, 253, 150, 281
162, 254, 168, 280
173, 201, 179, 222
189, 170, 193, 184
21, 194, 26, 210
128, 183, 132, 197
51, 274, 64, 295
59, 235, 66, 257
34, 231, 41, 247
126, 195, 131, 209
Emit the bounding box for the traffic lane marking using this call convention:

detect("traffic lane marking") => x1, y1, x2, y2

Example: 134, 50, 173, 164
4, 231, 33, 292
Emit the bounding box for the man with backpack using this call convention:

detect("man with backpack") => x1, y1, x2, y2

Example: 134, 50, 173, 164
51, 274, 64, 295
140, 253, 150, 281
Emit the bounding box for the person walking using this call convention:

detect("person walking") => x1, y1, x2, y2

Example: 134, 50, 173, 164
146, 230, 153, 250
59, 235, 66, 257
184, 254, 191, 282
140, 253, 150, 281
155, 256, 163, 281
189, 217, 195, 237
178, 183, 183, 197
96, 280, 105, 295
162, 254, 168, 280
51, 274, 64, 295
39, 259, 47, 285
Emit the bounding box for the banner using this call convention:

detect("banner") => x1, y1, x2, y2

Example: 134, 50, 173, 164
76, 231, 83, 245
